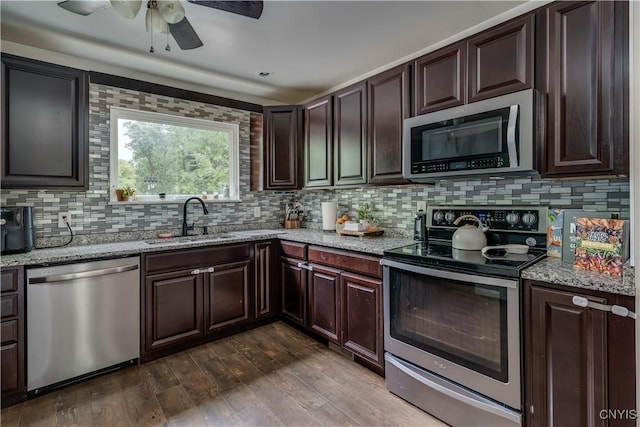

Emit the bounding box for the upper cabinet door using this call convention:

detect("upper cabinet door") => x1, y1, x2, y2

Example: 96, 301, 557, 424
263, 106, 302, 190
538, 1, 628, 177
304, 95, 333, 187
467, 14, 534, 102
413, 41, 466, 115
334, 82, 367, 186
367, 64, 410, 185
1, 54, 88, 189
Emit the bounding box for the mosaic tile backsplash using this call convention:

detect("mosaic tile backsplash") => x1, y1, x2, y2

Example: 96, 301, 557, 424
0, 83, 630, 242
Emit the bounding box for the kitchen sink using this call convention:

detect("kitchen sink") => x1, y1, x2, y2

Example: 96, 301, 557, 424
144, 234, 234, 245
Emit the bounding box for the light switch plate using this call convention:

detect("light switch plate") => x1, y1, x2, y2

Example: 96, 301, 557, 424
417, 201, 427, 213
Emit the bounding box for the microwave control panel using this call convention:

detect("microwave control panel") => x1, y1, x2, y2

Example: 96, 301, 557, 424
427, 206, 546, 233
411, 154, 508, 174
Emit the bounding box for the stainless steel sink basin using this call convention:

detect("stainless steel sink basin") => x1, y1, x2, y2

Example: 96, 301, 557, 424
144, 234, 234, 245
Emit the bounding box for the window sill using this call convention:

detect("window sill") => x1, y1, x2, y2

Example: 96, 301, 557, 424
108, 198, 241, 205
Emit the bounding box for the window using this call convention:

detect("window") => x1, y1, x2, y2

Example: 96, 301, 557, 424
109, 107, 239, 202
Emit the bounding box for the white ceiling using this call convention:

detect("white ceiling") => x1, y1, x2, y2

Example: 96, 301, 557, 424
1, 0, 531, 105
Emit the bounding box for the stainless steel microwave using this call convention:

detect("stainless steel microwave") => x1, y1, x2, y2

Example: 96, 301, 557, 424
403, 89, 544, 182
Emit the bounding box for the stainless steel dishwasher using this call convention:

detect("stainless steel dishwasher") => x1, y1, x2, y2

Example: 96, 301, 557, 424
27, 256, 140, 393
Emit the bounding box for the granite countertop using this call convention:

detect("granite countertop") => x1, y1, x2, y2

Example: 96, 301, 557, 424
0, 229, 415, 267
522, 257, 635, 297
4, 228, 634, 297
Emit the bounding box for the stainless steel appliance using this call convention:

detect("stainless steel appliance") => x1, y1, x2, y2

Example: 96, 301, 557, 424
27, 257, 140, 393
403, 89, 545, 182
382, 206, 548, 427
0, 207, 36, 254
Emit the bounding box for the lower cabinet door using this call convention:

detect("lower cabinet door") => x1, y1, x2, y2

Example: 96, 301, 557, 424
526, 284, 607, 427
144, 270, 204, 352
205, 260, 250, 332
341, 272, 383, 368
308, 264, 341, 344
281, 257, 307, 325
254, 241, 275, 319
1, 342, 18, 393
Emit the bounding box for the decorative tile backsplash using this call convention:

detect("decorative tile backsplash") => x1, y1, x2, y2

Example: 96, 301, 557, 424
0, 83, 630, 242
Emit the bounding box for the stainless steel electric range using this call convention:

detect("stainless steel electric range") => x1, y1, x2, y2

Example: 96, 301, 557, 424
381, 205, 548, 427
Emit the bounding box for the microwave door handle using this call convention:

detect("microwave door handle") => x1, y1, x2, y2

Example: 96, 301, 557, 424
507, 104, 519, 167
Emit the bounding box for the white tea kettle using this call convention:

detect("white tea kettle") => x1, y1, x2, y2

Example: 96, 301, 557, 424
452, 214, 488, 250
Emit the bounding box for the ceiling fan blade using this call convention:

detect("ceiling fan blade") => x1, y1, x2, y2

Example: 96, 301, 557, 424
169, 17, 204, 50
187, 1, 263, 19
57, 0, 111, 16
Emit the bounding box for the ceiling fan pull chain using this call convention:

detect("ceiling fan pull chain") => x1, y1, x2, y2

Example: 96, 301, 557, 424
165, 32, 171, 52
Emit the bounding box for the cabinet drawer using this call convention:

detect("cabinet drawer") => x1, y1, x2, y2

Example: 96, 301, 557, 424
144, 243, 250, 274
0, 296, 18, 319
0, 269, 19, 293
281, 241, 307, 259
308, 246, 382, 279
0, 320, 17, 345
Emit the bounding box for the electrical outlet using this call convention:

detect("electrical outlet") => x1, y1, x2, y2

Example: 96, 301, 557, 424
253, 206, 261, 217
58, 212, 70, 228
417, 201, 427, 213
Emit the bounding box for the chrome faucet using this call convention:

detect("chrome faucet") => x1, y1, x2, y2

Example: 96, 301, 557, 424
182, 197, 209, 236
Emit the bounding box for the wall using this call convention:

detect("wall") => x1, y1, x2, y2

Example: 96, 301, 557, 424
0, 83, 630, 242
297, 178, 630, 232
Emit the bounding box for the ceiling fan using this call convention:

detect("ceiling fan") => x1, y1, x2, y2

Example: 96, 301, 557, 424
57, 0, 263, 51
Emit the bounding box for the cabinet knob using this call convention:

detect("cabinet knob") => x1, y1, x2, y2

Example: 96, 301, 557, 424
191, 269, 200, 275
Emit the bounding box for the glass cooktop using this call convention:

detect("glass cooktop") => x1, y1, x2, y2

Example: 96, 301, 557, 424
384, 241, 547, 278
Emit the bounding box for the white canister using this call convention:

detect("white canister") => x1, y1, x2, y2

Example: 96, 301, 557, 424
321, 202, 338, 230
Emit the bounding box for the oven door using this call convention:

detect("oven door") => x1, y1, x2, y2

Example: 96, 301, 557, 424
382, 258, 521, 411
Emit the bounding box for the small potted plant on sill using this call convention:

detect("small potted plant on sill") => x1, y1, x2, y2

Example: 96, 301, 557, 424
115, 185, 136, 202
356, 202, 380, 231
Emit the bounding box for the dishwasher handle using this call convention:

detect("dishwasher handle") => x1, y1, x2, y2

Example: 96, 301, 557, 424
29, 264, 139, 284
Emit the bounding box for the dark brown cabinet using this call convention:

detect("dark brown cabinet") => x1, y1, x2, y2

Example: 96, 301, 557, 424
333, 82, 367, 186
1, 266, 25, 407
279, 241, 383, 372
142, 243, 252, 361
144, 270, 205, 353
281, 257, 307, 326
308, 264, 341, 344
467, 14, 534, 102
524, 281, 636, 427
413, 41, 466, 115
262, 106, 302, 190
367, 64, 410, 185
341, 272, 383, 369
205, 260, 250, 332
1, 54, 88, 189
537, 1, 628, 177
304, 95, 333, 187
255, 241, 276, 319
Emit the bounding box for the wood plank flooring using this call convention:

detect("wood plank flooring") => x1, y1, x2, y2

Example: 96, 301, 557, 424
1, 322, 446, 427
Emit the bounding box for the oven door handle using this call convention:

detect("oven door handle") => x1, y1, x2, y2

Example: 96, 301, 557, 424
380, 258, 517, 289
386, 354, 521, 424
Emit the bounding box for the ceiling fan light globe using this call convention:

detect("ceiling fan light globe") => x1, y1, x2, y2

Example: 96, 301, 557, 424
157, 1, 185, 24
145, 8, 169, 34
110, 0, 142, 19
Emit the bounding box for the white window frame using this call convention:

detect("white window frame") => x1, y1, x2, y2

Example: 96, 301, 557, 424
109, 107, 240, 202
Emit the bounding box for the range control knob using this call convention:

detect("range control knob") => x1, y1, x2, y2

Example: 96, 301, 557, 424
444, 211, 456, 223
433, 211, 444, 222
506, 212, 520, 225
522, 213, 537, 226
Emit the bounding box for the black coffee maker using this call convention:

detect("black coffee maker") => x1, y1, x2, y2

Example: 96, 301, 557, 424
1, 207, 36, 254
414, 209, 426, 241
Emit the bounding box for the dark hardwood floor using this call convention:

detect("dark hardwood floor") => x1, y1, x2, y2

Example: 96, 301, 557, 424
1, 322, 446, 426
